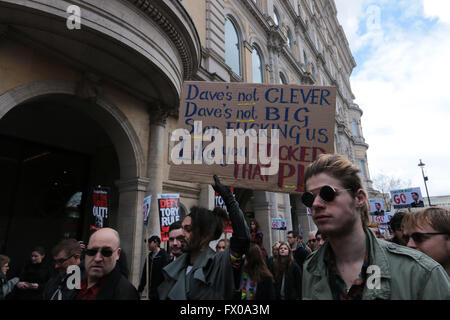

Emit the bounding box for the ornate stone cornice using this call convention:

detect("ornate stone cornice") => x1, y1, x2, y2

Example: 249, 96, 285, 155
148, 102, 172, 126
127, 0, 199, 80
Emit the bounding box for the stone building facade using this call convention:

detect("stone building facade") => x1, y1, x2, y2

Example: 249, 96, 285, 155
0, 0, 372, 285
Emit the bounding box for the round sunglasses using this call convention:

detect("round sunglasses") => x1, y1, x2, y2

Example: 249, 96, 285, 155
301, 185, 352, 208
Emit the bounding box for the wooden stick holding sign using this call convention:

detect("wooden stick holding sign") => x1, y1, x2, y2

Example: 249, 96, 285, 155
142, 195, 151, 300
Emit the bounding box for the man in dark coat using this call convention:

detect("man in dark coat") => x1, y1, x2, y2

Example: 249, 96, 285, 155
158, 175, 250, 300
137, 235, 168, 299
43, 238, 84, 300
75, 228, 138, 300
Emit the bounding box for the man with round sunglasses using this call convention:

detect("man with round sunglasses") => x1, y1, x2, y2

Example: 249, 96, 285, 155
301, 154, 450, 300
75, 228, 139, 300
402, 206, 450, 276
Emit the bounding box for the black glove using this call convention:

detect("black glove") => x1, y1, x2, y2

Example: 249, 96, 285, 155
212, 175, 234, 204
212, 175, 250, 255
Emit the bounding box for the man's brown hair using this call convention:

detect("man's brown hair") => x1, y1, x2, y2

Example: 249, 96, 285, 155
303, 153, 370, 227
402, 206, 450, 234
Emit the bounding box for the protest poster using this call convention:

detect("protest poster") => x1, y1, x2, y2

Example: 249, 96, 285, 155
90, 187, 110, 231
372, 211, 395, 224
390, 187, 425, 209
271, 218, 287, 230
158, 193, 180, 241
143, 195, 151, 226
368, 198, 385, 216
169, 81, 336, 194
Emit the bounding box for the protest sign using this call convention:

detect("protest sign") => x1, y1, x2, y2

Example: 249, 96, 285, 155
169, 81, 336, 193
390, 187, 424, 209
271, 218, 287, 230
368, 198, 386, 216
372, 212, 395, 224
90, 187, 110, 231
143, 195, 151, 226
158, 193, 180, 241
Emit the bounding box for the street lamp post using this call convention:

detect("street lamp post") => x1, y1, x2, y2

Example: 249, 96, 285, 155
418, 159, 432, 206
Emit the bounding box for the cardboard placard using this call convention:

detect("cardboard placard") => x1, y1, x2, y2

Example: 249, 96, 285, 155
390, 187, 424, 209
158, 193, 180, 241
169, 81, 336, 193
368, 198, 386, 216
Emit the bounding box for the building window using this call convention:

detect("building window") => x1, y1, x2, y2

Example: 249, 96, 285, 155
358, 160, 367, 179
273, 7, 280, 26
252, 46, 264, 83
225, 18, 241, 76
252, 0, 259, 6
287, 28, 293, 49
279, 72, 287, 84
352, 119, 359, 137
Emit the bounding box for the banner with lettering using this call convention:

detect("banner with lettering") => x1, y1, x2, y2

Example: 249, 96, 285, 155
390, 187, 424, 209
158, 193, 180, 241
169, 81, 336, 193
90, 187, 110, 231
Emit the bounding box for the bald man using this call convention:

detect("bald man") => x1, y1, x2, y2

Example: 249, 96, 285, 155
75, 228, 138, 300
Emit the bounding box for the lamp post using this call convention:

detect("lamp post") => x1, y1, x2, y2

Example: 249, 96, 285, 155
418, 159, 432, 206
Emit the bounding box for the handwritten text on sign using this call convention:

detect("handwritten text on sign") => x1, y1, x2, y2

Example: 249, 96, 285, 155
169, 82, 336, 193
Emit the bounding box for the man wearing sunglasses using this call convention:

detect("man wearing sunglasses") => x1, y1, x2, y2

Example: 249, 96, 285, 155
75, 228, 139, 300
301, 154, 450, 300
402, 206, 450, 276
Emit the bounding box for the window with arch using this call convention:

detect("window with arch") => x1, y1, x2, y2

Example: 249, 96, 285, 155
273, 7, 280, 26
225, 17, 241, 76
252, 46, 264, 83
351, 119, 359, 137
287, 28, 293, 49
279, 72, 287, 84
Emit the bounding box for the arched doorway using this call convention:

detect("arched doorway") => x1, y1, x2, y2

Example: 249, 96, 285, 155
0, 87, 142, 276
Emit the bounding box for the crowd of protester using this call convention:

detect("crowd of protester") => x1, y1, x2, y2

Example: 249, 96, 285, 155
1, 156, 449, 300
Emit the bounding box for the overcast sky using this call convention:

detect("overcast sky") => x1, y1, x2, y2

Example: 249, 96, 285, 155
334, 0, 450, 197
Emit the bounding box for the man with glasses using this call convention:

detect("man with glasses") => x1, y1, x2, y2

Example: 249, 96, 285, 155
307, 231, 319, 251
301, 154, 450, 300
43, 239, 83, 300
402, 206, 450, 276
76, 228, 138, 300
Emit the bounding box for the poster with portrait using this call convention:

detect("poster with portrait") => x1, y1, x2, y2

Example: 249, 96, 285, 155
368, 198, 386, 216
157, 193, 180, 241
143, 195, 152, 227
271, 218, 287, 230
390, 187, 424, 209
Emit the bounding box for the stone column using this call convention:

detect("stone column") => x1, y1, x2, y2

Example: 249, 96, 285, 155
146, 104, 169, 245
115, 177, 150, 286
253, 190, 272, 255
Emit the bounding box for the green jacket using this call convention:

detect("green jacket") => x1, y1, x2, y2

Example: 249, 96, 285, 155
302, 228, 450, 300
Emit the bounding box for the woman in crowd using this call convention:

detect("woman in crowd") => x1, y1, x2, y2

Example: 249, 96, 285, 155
239, 244, 276, 300
15, 246, 52, 300
249, 219, 268, 260
273, 242, 302, 300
